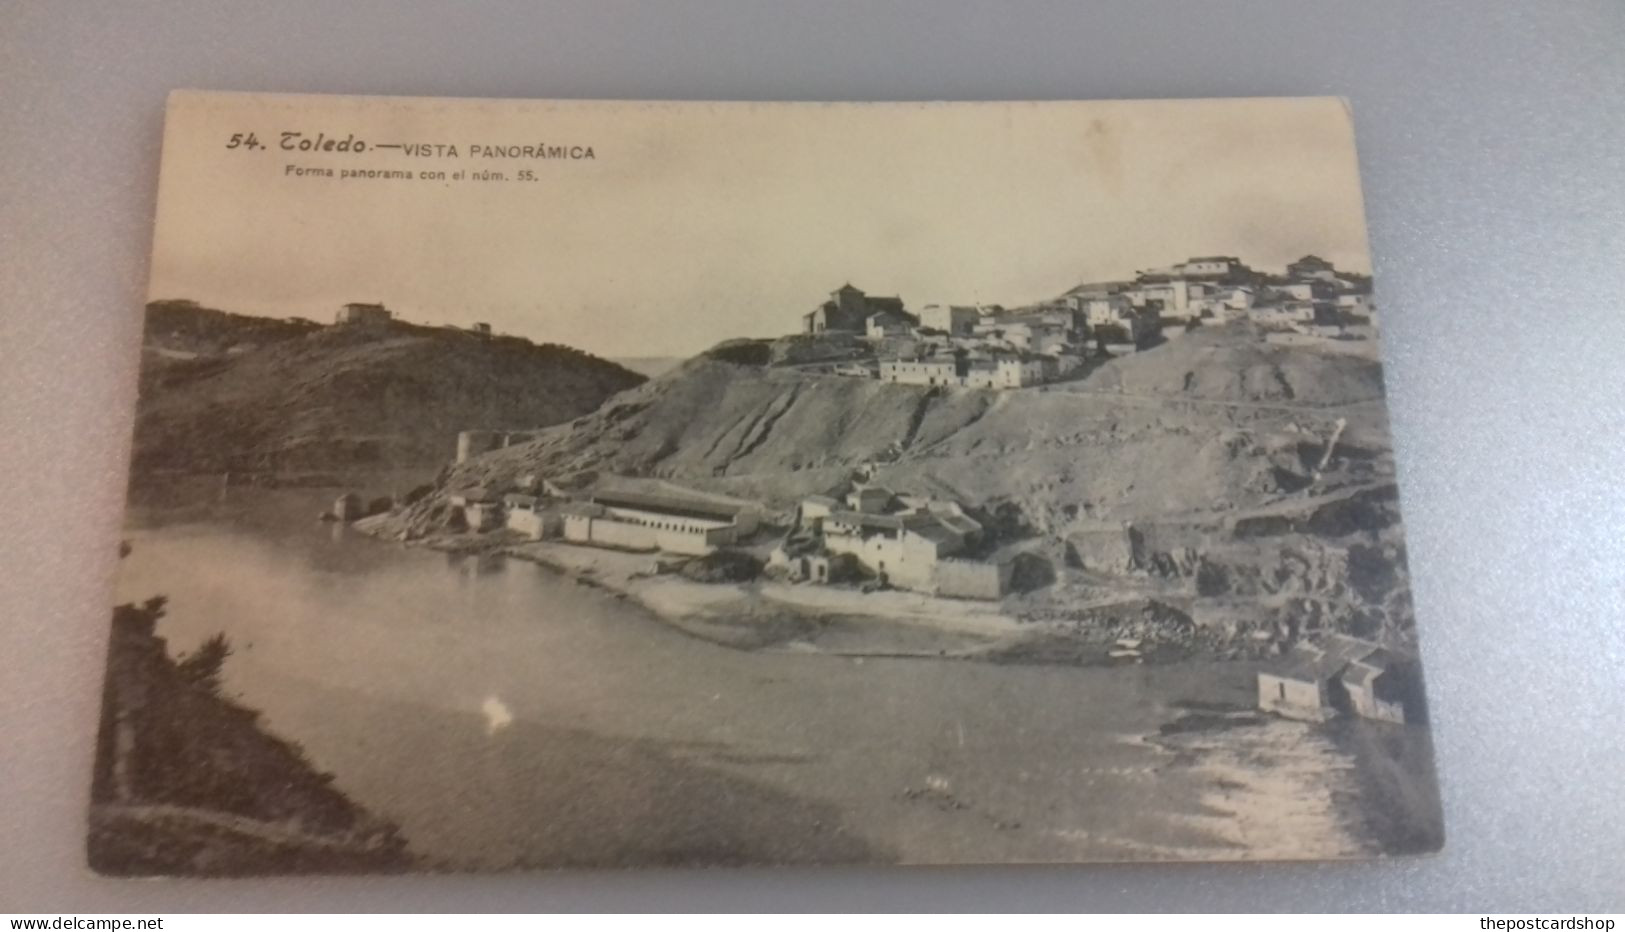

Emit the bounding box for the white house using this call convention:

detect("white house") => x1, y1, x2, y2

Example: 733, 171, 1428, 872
1080, 294, 1148, 343
503, 493, 559, 540
865, 311, 914, 339
919, 304, 980, 336
334, 302, 392, 329
821, 505, 1005, 598
1258, 634, 1412, 725
1337, 292, 1375, 317
961, 353, 1047, 389
1173, 256, 1244, 279
879, 355, 958, 386
1250, 300, 1318, 326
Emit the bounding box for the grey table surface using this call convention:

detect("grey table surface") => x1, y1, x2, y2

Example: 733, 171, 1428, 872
2, 0, 1622, 912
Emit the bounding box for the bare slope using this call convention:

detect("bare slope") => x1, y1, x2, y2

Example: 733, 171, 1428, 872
1076, 322, 1387, 406
131, 302, 646, 479
451, 326, 1393, 522
432, 327, 1412, 644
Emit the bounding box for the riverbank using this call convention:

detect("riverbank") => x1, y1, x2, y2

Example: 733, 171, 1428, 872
364, 525, 1170, 663
116, 495, 1441, 865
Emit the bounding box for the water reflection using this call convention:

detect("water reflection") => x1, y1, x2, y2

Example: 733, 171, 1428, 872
482, 696, 514, 735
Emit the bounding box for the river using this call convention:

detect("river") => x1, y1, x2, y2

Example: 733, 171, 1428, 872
112, 487, 1398, 868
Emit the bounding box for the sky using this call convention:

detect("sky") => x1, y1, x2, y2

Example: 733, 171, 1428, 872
149, 93, 1373, 359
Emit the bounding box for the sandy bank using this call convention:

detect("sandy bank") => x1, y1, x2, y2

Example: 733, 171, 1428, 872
497, 538, 1029, 657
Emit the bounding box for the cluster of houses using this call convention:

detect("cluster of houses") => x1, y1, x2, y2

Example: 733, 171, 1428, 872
796, 255, 1377, 389
770, 483, 1011, 599
437, 470, 1012, 601
1070, 254, 1375, 342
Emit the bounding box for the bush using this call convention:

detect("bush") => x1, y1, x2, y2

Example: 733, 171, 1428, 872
678, 549, 765, 583
703, 339, 773, 367
176, 633, 232, 696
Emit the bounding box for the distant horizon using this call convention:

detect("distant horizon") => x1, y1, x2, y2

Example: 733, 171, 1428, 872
149, 96, 1374, 359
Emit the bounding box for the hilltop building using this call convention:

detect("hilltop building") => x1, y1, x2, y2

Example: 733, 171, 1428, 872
795, 254, 1374, 393
1138, 256, 1251, 283
919, 304, 979, 336
1287, 254, 1338, 281
1338, 292, 1375, 317
1074, 294, 1149, 343
333, 302, 392, 329
803, 283, 909, 335
960, 353, 1050, 389
865, 310, 914, 339
879, 354, 959, 387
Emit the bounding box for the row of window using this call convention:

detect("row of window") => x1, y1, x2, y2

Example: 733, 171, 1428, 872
623, 514, 712, 535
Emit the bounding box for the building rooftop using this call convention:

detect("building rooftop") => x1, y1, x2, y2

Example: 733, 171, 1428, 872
881, 355, 956, 366
903, 518, 963, 546
1268, 634, 1385, 683
1065, 280, 1134, 296
938, 513, 983, 537
827, 509, 904, 530
591, 489, 750, 523
867, 310, 911, 325
1341, 661, 1388, 689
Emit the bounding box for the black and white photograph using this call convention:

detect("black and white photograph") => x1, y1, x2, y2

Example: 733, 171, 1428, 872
93, 91, 1442, 875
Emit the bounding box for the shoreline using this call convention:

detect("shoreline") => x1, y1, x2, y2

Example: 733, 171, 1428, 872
356, 530, 1439, 857
364, 524, 1197, 665
121, 499, 1430, 862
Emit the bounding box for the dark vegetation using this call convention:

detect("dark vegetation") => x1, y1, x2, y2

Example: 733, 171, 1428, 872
677, 549, 766, 583
702, 338, 774, 367
133, 300, 646, 480
90, 592, 412, 875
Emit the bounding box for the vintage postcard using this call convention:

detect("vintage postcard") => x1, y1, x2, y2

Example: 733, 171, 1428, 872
94, 91, 1440, 874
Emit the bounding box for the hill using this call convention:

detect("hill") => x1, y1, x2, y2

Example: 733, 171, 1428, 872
447, 323, 1392, 522
1074, 322, 1387, 406
144, 299, 323, 357
130, 301, 646, 480
429, 323, 1411, 645
612, 356, 686, 379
